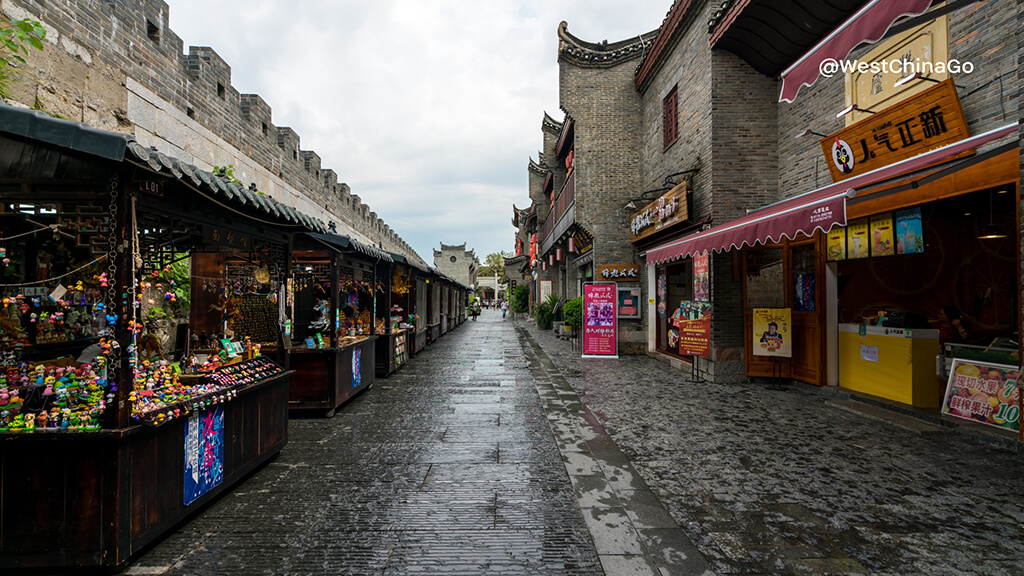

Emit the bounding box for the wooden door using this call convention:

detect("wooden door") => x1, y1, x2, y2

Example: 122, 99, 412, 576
742, 235, 826, 385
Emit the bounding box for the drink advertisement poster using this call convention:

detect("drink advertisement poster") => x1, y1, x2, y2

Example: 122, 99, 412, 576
870, 213, 895, 257
895, 207, 924, 255
752, 308, 792, 358
941, 359, 1020, 431
826, 226, 846, 261
583, 282, 618, 358
692, 253, 710, 302
846, 218, 869, 259
184, 406, 225, 505
677, 301, 711, 358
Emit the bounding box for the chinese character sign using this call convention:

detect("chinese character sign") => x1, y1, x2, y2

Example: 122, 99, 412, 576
819, 80, 970, 182
942, 360, 1020, 431
184, 406, 225, 505
583, 283, 617, 358
752, 308, 791, 358
692, 253, 709, 302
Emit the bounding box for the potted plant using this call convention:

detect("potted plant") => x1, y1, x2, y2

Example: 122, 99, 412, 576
534, 301, 553, 330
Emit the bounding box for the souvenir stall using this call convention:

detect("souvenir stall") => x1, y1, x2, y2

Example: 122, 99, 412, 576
286, 232, 382, 416
0, 106, 308, 569
377, 256, 414, 377
426, 268, 442, 344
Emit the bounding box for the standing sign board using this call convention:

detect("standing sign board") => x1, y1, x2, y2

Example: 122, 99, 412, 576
583, 282, 618, 358
184, 406, 225, 505
752, 308, 792, 358
941, 359, 1020, 431
676, 301, 712, 358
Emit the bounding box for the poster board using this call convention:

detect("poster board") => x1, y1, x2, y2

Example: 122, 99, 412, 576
617, 286, 640, 319
870, 213, 894, 257
941, 359, 1020, 431
846, 218, 869, 259
184, 406, 225, 505
539, 280, 552, 304
895, 207, 924, 255
582, 282, 618, 358
752, 308, 792, 358
676, 301, 711, 358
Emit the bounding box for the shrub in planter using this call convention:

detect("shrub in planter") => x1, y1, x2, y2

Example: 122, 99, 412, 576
535, 302, 553, 330
511, 285, 530, 314
563, 297, 582, 332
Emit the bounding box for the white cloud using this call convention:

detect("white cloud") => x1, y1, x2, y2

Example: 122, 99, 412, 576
167, 0, 671, 261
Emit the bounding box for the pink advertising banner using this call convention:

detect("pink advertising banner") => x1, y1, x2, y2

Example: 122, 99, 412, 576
583, 282, 618, 358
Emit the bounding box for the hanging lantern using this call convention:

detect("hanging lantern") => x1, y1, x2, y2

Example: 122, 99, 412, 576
568, 237, 575, 253
549, 254, 554, 265
556, 248, 563, 261
542, 261, 547, 271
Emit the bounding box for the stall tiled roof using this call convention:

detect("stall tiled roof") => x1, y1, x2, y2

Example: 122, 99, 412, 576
307, 232, 394, 263
0, 103, 328, 234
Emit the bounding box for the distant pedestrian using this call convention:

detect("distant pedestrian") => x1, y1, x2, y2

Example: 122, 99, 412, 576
501, 300, 508, 319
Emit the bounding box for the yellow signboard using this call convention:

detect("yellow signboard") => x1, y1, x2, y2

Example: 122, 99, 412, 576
826, 226, 846, 261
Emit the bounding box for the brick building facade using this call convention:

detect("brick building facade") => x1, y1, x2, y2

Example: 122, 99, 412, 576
1, 0, 426, 266
518, 0, 1023, 388
432, 243, 479, 289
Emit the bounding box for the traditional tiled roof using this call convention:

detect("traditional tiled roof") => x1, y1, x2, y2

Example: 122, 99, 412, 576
542, 112, 563, 135
557, 21, 659, 69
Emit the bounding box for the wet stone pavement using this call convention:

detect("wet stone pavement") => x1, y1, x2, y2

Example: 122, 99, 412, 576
126, 311, 634, 576
121, 310, 1024, 576
519, 320, 1024, 576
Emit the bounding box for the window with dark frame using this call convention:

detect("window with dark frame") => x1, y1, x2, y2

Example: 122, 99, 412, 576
146, 20, 160, 43
663, 85, 678, 149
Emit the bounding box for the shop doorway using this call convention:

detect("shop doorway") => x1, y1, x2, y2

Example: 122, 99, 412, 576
742, 235, 826, 386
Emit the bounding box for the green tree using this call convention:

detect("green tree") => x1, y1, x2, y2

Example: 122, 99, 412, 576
0, 17, 46, 99
478, 251, 511, 278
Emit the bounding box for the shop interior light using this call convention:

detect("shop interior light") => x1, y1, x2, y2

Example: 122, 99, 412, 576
836, 104, 877, 118
977, 191, 1006, 239
795, 129, 827, 139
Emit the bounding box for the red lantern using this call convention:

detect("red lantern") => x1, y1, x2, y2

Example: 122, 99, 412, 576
556, 249, 563, 261
568, 237, 576, 253
549, 254, 554, 265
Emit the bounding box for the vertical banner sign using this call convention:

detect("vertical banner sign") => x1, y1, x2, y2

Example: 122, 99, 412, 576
656, 273, 667, 317
941, 359, 1020, 431
184, 406, 225, 506
676, 301, 712, 357
540, 280, 553, 304
583, 282, 618, 358
352, 347, 362, 389
752, 308, 792, 358
692, 253, 710, 302
895, 207, 924, 254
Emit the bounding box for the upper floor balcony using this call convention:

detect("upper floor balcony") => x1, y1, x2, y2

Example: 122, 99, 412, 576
540, 168, 574, 255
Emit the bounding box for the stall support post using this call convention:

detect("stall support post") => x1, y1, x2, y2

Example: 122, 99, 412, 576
767, 357, 787, 390
371, 259, 378, 336
112, 173, 133, 429
329, 252, 338, 348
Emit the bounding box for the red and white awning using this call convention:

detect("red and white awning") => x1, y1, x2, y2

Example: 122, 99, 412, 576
778, 0, 934, 103
645, 122, 1019, 265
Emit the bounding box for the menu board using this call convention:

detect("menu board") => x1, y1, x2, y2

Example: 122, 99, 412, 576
826, 226, 846, 261
846, 218, 869, 259
692, 253, 709, 302
941, 359, 1020, 431
895, 207, 924, 255
870, 213, 895, 257
583, 283, 617, 358
752, 308, 792, 358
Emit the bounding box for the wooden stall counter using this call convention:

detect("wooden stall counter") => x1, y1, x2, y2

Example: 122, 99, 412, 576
838, 324, 944, 408
375, 329, 409, 377
0, 370, 291, 570
287, 335, 377, 417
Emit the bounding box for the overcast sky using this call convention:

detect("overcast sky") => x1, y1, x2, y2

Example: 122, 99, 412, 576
167, 0, 671, 264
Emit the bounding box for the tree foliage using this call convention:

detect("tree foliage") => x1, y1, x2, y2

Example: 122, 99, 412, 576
0, 17, 46, 99
478, 251, 511, 277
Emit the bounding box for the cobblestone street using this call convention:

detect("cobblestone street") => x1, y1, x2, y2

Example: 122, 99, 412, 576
119, 311, 1024, 576
518, 320, 1024, 576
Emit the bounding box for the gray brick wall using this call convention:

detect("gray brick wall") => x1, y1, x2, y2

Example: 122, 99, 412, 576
1, 0, 421, 262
